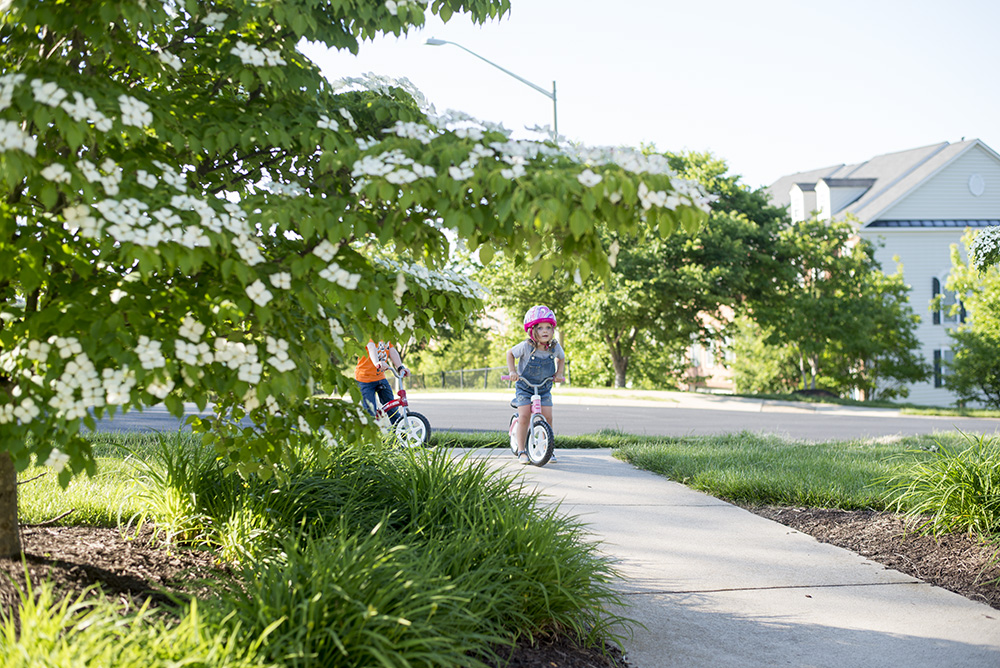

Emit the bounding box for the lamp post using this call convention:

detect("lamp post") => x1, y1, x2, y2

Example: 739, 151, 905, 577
425, 37, 557, 141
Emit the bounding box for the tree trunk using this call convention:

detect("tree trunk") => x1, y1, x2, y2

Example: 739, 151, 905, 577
607, 341, 629, 388
0, 451, 20, 558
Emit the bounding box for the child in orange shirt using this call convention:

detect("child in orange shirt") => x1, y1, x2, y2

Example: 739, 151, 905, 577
355, 340, 409, 423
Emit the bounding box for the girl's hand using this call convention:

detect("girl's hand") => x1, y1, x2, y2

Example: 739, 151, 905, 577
508, 371, 519, 382
554, 376, 565, 383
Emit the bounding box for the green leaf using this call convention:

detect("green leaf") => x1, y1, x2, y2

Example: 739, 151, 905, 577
569, 210, 590, 239
478, 244, 494, 265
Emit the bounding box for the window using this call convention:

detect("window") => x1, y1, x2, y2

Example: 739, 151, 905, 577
932, 277, 966, 325
933, 349, 955, 388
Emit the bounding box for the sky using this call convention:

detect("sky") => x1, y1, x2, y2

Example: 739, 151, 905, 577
300, 0, 1000, 191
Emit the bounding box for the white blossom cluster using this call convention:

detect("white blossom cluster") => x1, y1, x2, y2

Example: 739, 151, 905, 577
318, 262, 361, 290
118, 94, 153, 127
231, 41, 287, 67
385, 0, 427, 16
44, 449, 70, 473
0, 73, 26, 111
328, 318, 345, 350
214, 339, 263, 384
384, 120, 439, 145
332, 73, 433, 114
200, 12, 227, 30
317, 114, 340, 131
158, 50, 183, 72
971, 226, 1000, 271
375, 257, 484, 300
266, 336, 296, 372
262, 180, 305, 197
0, 119, 37, 156
313, 239, 341, 262
78, 158, 123, 195
246, 279, 273, 306
577, 168, 602, 187
351, 148, 436, 187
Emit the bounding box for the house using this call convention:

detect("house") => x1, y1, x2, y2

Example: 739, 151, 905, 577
766, 139, 1000, 405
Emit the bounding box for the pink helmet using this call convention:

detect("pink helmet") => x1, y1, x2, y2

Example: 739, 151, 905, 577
523, 305, 557, 332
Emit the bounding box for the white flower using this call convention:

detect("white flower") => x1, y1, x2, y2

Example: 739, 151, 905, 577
385, 0, 399, 14
232, 41, 265, 67
12, 396, 39, 424
449, 165, 474, 181
298, 416, 312, 434
109, 288, 128, 304
136, 170, 157, 188
385, 169, 418, 185
246, 280, 273, 306
60, 91, 98, 122
158, 51, 182, 71
201, 11, 227, 30
261, 48, 286, 67
317, 114, 340, 131
313, 239, 340, 262
118, 94, 152, 127
269, 272, 291, 289
577, 168, 603, 187
338, 108, 358, 131
178, 315, 206, 342
318, 262, 360, 289
31, 79, 67, 107
136, 336, 166, 370
41, 163, 71, 183
0, 119, 37, 156
146, 376, 174, 399
44, 448, 70, 472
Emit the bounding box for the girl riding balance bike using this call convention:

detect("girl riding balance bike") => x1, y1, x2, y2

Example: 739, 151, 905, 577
505, 305, 566, 465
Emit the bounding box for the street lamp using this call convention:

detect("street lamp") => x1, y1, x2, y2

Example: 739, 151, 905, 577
425, 37, 557, 141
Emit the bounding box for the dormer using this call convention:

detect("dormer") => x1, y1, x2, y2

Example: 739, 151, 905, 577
815, 178, 875, 220
789, 182, 816, 222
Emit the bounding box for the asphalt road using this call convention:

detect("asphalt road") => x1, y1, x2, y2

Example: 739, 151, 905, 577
93, 391, 1000, 441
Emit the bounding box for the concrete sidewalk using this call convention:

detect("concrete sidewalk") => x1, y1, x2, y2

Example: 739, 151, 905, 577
468, 447, 1000, 668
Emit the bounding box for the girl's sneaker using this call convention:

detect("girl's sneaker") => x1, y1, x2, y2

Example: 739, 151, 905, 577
548, 452, 557, 463
517, 452, 530, 465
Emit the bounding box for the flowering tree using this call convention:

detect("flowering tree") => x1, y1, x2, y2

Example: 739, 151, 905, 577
0, 0, 709, 556
971, 226, 1000, 271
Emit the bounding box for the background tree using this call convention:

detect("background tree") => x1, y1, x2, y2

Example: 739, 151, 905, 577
943, 231, 1000, 407
481, 151, 784, 388
728, 316, 799, 394
0, 0, 710, 556
750, 218, 927, 396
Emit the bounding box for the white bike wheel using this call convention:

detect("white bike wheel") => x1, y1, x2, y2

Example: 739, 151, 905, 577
508, 414, 520, 455
395, 412, 430, 448
526, 417, 554, 466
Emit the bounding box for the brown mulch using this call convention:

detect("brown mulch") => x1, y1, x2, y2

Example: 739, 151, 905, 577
2, 508, 999, 666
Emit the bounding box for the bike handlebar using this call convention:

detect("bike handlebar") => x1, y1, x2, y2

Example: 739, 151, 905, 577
501, 375, 558, 391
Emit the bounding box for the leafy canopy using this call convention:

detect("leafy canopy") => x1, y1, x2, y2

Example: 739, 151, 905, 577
0, 0, 710, 481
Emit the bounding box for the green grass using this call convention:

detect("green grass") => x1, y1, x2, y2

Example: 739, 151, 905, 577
16, 432, 197, 527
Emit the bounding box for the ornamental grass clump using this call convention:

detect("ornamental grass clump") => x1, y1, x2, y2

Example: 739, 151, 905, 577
883, 432, 1000, 538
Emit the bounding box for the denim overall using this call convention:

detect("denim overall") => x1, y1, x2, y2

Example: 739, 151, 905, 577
515, 351, 556, 407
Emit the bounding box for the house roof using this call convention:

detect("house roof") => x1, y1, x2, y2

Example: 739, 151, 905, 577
765, 139, 998, 225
